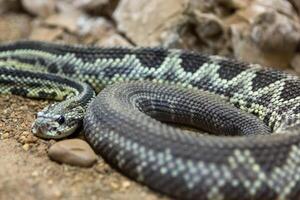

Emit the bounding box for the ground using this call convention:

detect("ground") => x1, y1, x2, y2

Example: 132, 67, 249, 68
0, 95, 168, 200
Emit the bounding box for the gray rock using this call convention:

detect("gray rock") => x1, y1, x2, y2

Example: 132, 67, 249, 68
113, 0, 189, 47
21, 0, 56, 17
229, 0, 300, 69
48, 139, 97, 167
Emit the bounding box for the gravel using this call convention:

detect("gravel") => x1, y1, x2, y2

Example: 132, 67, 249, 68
0, 95, 167, 200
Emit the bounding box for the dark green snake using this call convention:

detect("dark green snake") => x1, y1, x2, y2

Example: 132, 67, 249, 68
1, 41, 300, 200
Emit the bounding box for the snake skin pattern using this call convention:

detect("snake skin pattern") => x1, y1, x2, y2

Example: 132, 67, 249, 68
1, 41, 300, 199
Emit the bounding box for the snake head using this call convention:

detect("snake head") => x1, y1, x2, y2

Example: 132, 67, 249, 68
32, 102, 85, 139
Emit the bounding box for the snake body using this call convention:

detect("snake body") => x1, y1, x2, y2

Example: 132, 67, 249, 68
1, 41, 300, 199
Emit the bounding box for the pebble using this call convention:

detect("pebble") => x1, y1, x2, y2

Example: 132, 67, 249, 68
22, 143, 30, 151
110, 181, 120, 190
32, 170, 39, 177
48, 139, 97, 167
0, 132, 8, 140
122, 181, 131, 189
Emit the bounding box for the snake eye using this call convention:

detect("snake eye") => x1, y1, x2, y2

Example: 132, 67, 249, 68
57, 116, 65, 124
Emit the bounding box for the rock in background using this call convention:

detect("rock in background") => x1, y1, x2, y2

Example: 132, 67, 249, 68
0, 0, 300, 70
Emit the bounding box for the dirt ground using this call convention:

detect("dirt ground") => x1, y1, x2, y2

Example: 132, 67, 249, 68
0, 95, 169, 200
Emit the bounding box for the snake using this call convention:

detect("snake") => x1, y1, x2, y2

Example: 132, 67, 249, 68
1, 41, 300, 200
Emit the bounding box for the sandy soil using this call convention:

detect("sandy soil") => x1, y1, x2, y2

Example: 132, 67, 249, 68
0, 95, 169, 200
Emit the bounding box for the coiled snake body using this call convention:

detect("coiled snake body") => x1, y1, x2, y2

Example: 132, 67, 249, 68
1, 41, 300, 199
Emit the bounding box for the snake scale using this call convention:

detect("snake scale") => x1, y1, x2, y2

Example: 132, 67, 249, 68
1, 41, 300, 199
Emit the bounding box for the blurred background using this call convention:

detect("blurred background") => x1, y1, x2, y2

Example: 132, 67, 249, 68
1, 0, 300, 71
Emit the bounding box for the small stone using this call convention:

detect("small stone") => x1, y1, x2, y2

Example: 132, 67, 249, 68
47, 179, 53, 185
19, 135, 27, 144
94, 161, 112, 174
110, 181, 120, 190
122, 181, 131, 189
25, 134, 38, 143
22, 143, 30, 151
0, 132, 10, 139
48, 139, 97, 167
53, 189, 63, 198
32, 170, 39, 177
